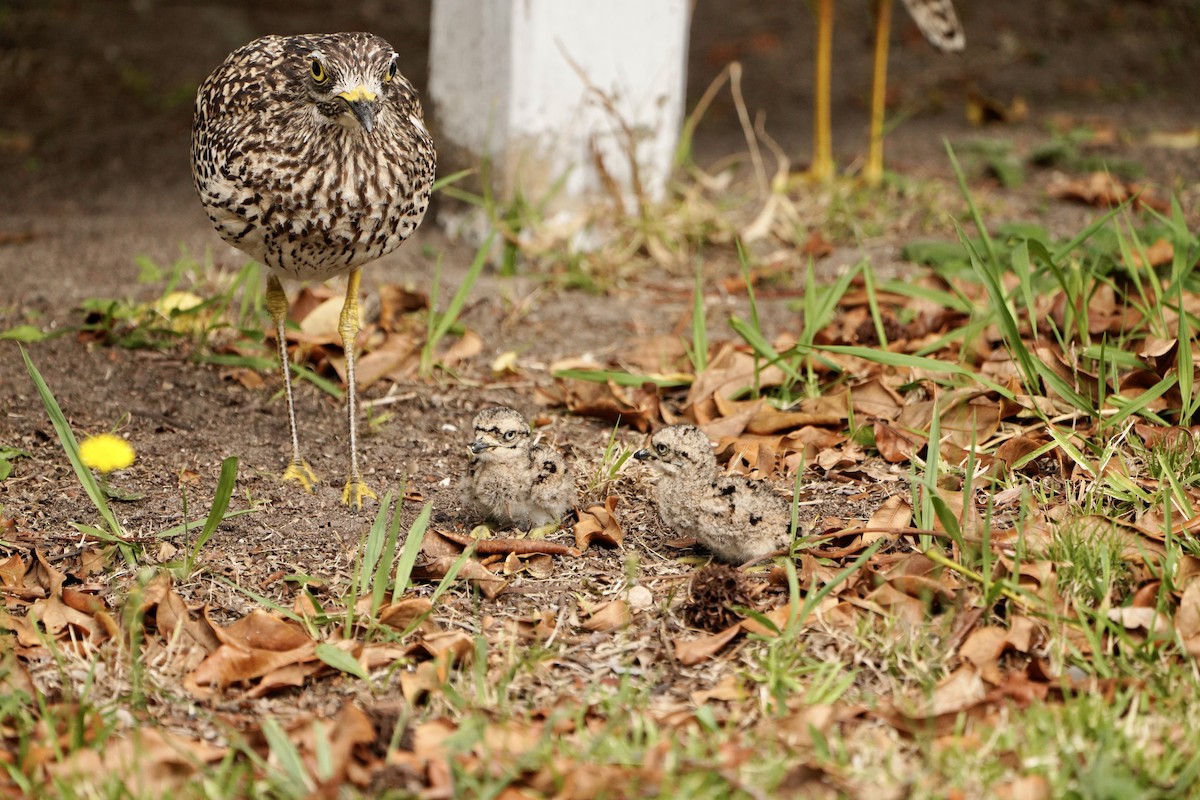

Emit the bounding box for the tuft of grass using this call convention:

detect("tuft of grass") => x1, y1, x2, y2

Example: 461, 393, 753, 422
419, 234, 491, 378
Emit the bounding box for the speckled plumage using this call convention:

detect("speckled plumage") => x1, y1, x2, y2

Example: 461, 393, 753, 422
461, 407, 577, 530
635, 425, 793, 565
192, 32, 435, 280
191, 32, 435, 508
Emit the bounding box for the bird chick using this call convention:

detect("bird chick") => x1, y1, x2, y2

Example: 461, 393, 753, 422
634, 425, 793, 564
461, 407, 576, 529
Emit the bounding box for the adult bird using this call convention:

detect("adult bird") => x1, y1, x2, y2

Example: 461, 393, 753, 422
192, 32, 436, 507
808, 0, 964, 185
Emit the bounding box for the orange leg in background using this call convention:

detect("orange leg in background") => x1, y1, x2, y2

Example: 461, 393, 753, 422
809, 0, 835, 183
865, 0, 893, 186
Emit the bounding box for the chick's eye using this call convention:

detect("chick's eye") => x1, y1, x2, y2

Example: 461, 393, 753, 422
385, 61, 398, 83
655, 443, 668, 455
504, 431, 517, 441
310, 58, 328, 84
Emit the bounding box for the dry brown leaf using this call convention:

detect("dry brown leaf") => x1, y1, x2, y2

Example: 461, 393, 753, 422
994, 775, 1052, 800
929, 665, 988, 716
958, 625, 1008, 684
296, 294, 344, 342
864, 495, 912, 541
861, 583, 926, 625
143, 575, 221, 654
287, 704, 377, 790
1176, 579, 1200, 658
582, 599, 632, 632
378, 597, 435, 633
739, 603, 795, 637
288, 285, 335, 325
215, 609, 311, 651
0, 553, 24, 588
874, 421, 920, 463
930, 486, 983, 539
777, 704, 837, 749
574, 495, 624, 550
26, 593, 111, 648
30, 550, 66, 596
184, 643, 317, 698
849, 377, 905, 420
47, 728, 226, 797
400, 648, 463, 703
1129, 238, 1175, 269
246, 661, 322, 698
940, 397, 1002, 451
557, 375, 661, 432
378, 284, 428, 330
690, 674, 743, 705
1046, 171, 1167, 212
687, 343, 786, 414
1108, 606, 1171, 637
0, 648, 34, 697
356, 334, 419, 388
441, 329, 483, 368
673, 624, 741, 665
412, 556, 508, 599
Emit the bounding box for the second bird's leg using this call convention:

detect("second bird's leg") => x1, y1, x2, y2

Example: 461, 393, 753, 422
267, 274, 318, 491
339, 268, 377, 509
809, 0, 835, 183
865, 0, 894, 186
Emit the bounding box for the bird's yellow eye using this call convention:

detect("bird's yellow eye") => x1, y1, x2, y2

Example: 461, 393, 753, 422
655, 442, 668, 455
385, 61, 398, 83
310, 58, 328, 84
504, 430, 517, 441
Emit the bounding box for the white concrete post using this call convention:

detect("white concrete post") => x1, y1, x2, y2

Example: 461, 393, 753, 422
428, 0, 691, 228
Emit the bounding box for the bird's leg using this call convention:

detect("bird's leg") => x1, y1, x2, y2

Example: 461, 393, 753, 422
267, 274, 318, 491
339, 268, 376, 509
865, 0, 893, 187
808, 0, 835, 183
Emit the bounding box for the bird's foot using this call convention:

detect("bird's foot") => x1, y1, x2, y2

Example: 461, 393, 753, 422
282, 459, 319, 492
342, 475, 377, 510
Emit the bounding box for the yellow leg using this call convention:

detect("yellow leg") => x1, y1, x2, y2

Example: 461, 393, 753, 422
266, 275, 318, 491
809, 0, 835, 183
865, 0, 893, 187
339, 268, 376, 509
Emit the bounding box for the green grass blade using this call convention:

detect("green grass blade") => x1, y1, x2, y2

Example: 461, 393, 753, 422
813, 344, 1015, 399
692, 255, 708, 374
360, 491, 395, 598
314, 642, 370, 682
393, 501, 432, 604
1103, 374, 1176, 430
550, 368, 691, 389
186, 456, 238, 570
21, 346, 126, 549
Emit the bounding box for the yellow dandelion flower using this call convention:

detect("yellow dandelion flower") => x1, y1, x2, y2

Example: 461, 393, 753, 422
79, 434, 136, 474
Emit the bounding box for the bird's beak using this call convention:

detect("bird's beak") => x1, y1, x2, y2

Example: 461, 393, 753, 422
633, 448, 654, 461
470, 439, 491, 455
337, 86, 377, 133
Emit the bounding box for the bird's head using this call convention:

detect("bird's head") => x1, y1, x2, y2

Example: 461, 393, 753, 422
634, 425, 717, 476
295, 33, 415, 135
469, 407, 531, 462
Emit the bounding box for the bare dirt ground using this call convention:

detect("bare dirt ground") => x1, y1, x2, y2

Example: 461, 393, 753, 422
1, 0, 1199, 784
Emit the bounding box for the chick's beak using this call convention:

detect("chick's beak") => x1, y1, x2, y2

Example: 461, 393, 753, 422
633, 448, 654, 461
338, 86, 377, 133
470, 439, 491, 455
